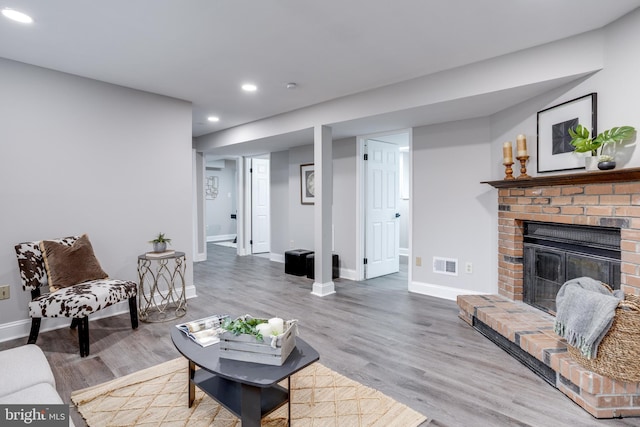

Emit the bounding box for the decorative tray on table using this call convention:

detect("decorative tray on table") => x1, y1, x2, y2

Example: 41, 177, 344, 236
218, 314, 298, 366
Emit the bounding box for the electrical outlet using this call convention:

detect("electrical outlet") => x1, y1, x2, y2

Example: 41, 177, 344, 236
465, 262, 473, 274
0, 285, 9, 300
290, 240, 295, 248
416, 257, 422, 267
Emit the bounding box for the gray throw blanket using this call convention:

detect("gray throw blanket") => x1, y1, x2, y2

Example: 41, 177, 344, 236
553, 277, 624, 359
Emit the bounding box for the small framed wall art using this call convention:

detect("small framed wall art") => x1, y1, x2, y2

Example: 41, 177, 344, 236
536, 93, 597, 173
300, 163, 315, 205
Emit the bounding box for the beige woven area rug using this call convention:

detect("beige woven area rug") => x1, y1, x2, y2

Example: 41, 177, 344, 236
71, 358, 427, 427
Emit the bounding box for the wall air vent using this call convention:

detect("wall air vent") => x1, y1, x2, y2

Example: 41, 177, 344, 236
433, 257, 458, 276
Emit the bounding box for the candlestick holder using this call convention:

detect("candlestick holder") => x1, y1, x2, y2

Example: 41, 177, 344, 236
503, 161, 515, 180
516, 155, 530, 179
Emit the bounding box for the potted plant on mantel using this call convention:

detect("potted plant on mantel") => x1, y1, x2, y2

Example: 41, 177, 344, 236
569, 124, 636, 171
149, 232, 171, 252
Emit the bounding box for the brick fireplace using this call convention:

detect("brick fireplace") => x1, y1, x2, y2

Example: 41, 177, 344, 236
495, 170, 640, 301
458, 168, 640, 418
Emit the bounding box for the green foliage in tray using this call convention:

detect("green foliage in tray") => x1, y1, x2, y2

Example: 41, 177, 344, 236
222, 316, 267, 341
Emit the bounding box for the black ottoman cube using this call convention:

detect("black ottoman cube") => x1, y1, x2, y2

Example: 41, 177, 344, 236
285, 249, 313, 276
306, 253, 339, 280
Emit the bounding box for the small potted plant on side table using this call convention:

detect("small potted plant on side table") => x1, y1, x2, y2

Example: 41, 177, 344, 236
149, 232, 171, 253
569, 125, 636, 170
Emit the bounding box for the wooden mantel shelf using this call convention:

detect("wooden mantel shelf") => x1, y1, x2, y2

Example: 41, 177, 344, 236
482, 167, 640, 189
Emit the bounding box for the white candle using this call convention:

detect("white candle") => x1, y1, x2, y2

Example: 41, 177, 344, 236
268, 317, 284, 335
503, 141, 513, 164
256, 323, 273, 337
516, 134, 527, 157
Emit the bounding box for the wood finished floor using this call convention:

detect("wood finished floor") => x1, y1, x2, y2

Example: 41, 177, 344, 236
1, 244, 637, 427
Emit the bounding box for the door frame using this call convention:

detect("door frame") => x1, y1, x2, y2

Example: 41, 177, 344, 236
356, 128, 412, 283
240, 155, 271, 256
250, 157, 271, 254
199, 155, 242, 258
242, 157, 252, 255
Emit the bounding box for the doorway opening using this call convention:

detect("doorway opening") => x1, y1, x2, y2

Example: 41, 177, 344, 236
203, 155, 271, 258
205, 157, 238, 248
357, 129, 411, 287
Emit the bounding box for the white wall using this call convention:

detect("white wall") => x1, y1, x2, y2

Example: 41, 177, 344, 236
287, 145, 315, 250
270, 150, 290, 257
398, 198, 409, 252
410, 118, 496, 298
331, 137, 357, 276
399, 149, 410, 252
0, 58, 193, 338
600, 8, 640, 168
490, 8, 640, 178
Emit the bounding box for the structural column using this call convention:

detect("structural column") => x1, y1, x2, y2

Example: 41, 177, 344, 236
312, 125, 335, 296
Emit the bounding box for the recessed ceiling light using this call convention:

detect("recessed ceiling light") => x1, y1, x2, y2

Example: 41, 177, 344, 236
2, 8, 33, 24
207, 116, 220, 122
241, 83, 257, 92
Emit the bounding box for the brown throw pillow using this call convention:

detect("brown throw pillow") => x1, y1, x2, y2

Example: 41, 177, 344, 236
40, 234, 108, 292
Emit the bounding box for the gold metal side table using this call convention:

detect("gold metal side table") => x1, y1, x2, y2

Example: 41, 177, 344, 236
137, 251, 187, 322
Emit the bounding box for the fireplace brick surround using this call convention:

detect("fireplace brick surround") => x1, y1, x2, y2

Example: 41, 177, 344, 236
457, 168, 640, 419
496, 176, 640, 301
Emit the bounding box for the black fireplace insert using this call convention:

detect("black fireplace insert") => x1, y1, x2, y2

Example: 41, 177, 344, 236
523, 221, 621, 315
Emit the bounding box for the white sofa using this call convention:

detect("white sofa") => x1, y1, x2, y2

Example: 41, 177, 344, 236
0, 344, 74, 426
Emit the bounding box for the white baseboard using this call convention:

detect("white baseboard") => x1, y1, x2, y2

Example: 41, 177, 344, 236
399, 248, 409, 257
0, 302, 132, 343
270, 253, 284, 263
194, 251, 207, 262
185, 284, 198, 300
339, 268, 357, 281
408, 281, 488, 301
0, 318, 38, 344
311, 281, 336, 297
207, 234, 236, 242
0, 285, 198, 343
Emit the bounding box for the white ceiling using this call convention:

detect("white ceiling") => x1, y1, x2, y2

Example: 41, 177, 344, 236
1, 0, 639, 140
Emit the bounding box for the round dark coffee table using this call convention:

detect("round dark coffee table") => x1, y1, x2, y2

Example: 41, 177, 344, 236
170, 327, 319, 427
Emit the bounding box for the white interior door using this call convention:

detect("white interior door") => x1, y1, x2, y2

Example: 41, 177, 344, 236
251, 158, 270, 254
365, 140, 400, 279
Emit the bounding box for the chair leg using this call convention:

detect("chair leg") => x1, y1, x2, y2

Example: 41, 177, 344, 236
78, 317, 90, 357
129, 296, 139, 329
70, 318, 80, 329
27, 318, 41, 344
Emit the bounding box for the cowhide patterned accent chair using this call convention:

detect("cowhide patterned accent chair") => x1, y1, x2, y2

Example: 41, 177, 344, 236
14, 236, 138, 357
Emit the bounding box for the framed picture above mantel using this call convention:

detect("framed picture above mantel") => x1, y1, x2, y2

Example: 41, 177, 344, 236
536, 93, 597, 173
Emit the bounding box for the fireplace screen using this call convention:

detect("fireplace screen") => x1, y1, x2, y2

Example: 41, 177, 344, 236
523, 222, 621, 315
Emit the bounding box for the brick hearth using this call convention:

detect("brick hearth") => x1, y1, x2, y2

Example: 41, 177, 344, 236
457, 169, 640, 419
458, 294, 640, 418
